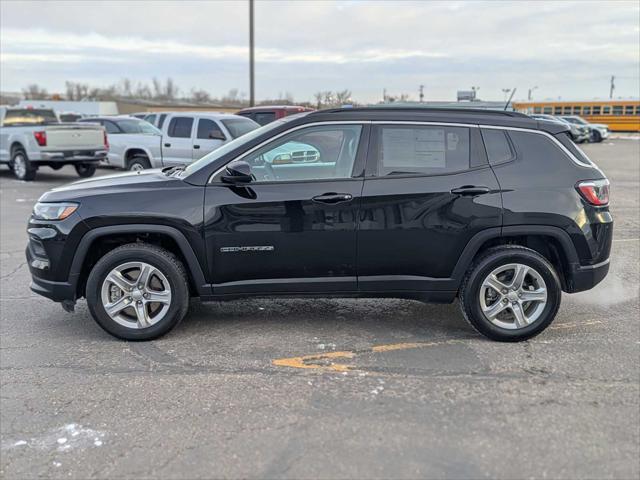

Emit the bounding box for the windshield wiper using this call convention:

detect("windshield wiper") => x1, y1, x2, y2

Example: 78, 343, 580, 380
162, 165, 186, 176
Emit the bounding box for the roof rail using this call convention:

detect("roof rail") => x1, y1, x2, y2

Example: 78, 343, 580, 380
311, 106, 529, 118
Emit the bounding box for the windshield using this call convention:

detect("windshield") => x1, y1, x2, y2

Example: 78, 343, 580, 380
567, 117, 587, 125
2, 109, 59, 126
221, 118, 260, 138
117, 119, 162, 135
183, 119, 288, 175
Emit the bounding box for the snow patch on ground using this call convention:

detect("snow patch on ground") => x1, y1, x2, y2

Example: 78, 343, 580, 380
2, 423, 106, 452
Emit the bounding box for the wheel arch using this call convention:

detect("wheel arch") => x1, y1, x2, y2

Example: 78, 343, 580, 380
453, 226, 580, 292
124, 148, 151, 167
70, 224, 209, 299
10, 141, 26, 155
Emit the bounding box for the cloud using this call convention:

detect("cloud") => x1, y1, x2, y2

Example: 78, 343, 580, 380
1, 0, 638, 102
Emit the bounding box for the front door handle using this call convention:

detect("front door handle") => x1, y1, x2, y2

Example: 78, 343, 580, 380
312, 193, 353, 204
164, 143, 171, 148
193, 144, 200, 149
450, 185, 491, 195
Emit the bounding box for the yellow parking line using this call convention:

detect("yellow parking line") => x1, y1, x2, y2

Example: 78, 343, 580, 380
272, 322, 604, 371
272, 350, 356, 372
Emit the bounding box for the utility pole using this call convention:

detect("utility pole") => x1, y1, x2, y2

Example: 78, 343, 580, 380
249, 0, 255, 107
419, 85, 424, 103
528, 86, 538, 101
609, 75, 615, 99
383, 88, 387, 103
501, 88, 511, 102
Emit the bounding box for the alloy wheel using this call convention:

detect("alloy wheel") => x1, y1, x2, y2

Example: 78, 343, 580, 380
479, 263, 548, 329
13, 153, 27, 179
100, 262, 172, 329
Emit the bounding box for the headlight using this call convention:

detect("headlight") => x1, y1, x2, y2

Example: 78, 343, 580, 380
33, 202, 78, 220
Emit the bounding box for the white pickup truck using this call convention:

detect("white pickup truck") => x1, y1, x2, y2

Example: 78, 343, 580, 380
0, 107, 108, 181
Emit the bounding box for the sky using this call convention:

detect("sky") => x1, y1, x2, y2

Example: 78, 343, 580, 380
1, 0, 639, 103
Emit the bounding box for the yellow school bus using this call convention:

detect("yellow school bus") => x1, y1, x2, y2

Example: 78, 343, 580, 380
512, 100, 640, 132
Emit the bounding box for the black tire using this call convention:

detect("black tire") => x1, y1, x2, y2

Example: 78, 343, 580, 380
50, 164, 64, 171
127, 156, 151, 171
459, 246, 561, 342
85, 243, 190, 340
590, 130, 602, 143
11, 148, 37, 181
75, 163, 97, 178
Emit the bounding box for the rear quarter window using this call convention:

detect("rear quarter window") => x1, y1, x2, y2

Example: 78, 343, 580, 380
481, 129, 515, 164
508, 130, 592, 168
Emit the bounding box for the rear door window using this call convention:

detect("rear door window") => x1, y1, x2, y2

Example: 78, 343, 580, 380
197, 119, 225, 140
372, 125, 470, 176
103, 120, 121, 134
168, 117, 194, 138
481, 129, 515, 164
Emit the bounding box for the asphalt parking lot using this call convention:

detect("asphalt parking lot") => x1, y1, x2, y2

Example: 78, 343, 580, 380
1, 139, 639, 479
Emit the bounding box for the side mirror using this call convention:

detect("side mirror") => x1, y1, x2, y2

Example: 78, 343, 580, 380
221, 160, 252, 184
209, 130, 226, 141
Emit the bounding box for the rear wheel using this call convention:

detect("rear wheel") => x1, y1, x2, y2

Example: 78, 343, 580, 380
75, 163, 97, 178
459, 246, 561, 342
11, 149, 37, 181
128, 156, 151, 171
86, 243, 189, 340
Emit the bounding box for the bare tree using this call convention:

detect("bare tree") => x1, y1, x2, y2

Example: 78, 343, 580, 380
335, 89, 352, 105
120, 78, 132, 97
22, 84, 49, 100
152, 78, 163, 99
164, 78, 179, 101
314, 91, 323, 109
190, 88, 211, 103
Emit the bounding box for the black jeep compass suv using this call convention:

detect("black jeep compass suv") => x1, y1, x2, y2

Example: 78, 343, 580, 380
26, 107, 612, 341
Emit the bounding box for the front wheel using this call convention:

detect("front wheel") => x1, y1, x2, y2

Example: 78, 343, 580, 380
85, 243, 190, 340
590, 130, 602, 143
459, 246, 561, 342
75, 163, 97, 178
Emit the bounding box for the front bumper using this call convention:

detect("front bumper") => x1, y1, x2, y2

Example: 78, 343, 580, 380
26, 241, 77, 302
33, 150, 108, 163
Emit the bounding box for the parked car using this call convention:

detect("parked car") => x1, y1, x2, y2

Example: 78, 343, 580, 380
560, 115, 609, 143
236, 105, 314, 125
142, 112, 170, 130
157, 112, 259, 166
530, 114, 590, 143
58, 112, 86, 123
0, 107, 107, 180
26, 107, 612, 342
78, 116, 163, 170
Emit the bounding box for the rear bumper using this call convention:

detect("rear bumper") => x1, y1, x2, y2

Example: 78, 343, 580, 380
567, 258, 610, 293
32, 150, 108, 163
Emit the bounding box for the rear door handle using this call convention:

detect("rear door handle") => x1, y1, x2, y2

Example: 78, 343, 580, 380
312, 193, 353, 204
450, 185, 491, 195
193, 144, 200, 149
164, 143, 171, 148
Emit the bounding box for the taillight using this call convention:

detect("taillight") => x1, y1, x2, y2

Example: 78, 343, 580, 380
103, 130, 109, 150
33, 131, 47, 146
576, 179, 610, 206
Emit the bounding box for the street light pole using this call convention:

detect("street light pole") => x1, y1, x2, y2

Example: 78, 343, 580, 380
249, 0, 255, 107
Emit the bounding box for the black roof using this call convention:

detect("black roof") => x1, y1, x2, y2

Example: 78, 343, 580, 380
306, 106, 568, 134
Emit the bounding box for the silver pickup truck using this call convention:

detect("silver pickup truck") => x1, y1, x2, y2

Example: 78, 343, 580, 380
0, 107, 108, 181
